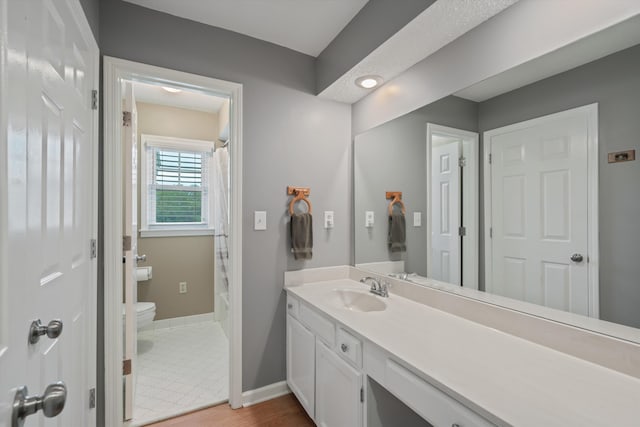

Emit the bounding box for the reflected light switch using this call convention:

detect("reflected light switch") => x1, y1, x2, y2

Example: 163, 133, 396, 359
413, 212, 422, 227
365, 211, 374, 228
254, 211, 267, 230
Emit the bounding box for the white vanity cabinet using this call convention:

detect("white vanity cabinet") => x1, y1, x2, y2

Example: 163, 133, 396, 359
286, 294, 364, 427
316, 339, 363, 427
286, 313, 316, 418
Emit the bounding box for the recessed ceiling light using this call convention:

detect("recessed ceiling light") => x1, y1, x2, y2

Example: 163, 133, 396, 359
355, 75, 383, 89
162, 86, 182, 93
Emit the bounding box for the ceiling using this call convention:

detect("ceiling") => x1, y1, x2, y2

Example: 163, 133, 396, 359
133, 81, 228, 113
123, 0, 368, 57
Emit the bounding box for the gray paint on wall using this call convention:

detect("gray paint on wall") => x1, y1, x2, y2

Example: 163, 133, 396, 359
315, 0, 433, 94
478, 43, 640, 328
354, 96, 477, 275
79, 0, 99, 42
99, 0, 352, 410
367, 378, 433, 427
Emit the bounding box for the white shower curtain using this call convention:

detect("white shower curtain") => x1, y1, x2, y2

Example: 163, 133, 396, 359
213, 146, 230, 294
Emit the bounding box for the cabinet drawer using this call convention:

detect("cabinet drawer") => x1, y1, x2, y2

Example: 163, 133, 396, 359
286, 295, 300, 319
336, 328, 362, 368
385, 359, 494, 427
299, 303, 335, 346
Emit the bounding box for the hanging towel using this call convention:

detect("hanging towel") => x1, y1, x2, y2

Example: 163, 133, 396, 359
388, 212, 406, 252
290, 212, 313, 260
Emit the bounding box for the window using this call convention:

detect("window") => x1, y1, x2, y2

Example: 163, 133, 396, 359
140, 135, 215, 237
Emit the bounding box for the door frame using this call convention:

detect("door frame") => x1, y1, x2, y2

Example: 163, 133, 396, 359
103, 57, 244, 426
426, 124, 479, 289
482, 103, 599, 317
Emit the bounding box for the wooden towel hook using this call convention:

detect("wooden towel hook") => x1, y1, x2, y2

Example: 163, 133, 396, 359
386, 191, 405, 216
288, 186, 312, 215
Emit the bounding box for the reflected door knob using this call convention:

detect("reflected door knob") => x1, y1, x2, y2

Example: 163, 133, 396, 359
29, 319, 63, 344
570, 253, 584, 263
12, 382, 67, 427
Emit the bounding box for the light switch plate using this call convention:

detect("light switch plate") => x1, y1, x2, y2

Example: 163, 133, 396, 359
324, 211, 334, 229
254, 211, 267, 230
413, 212, 422, 227
365, 211, 374, 228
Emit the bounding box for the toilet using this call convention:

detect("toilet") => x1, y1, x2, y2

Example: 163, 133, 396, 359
122, 302, 156, 329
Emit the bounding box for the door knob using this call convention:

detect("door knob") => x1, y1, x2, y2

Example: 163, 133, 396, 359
135, 254, 147, 262
28, 319, 63, 344
12, 382, 67, 427
570, 253, 584, 263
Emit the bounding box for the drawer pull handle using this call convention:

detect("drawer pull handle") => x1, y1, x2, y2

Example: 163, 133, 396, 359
341, 343, 348, 352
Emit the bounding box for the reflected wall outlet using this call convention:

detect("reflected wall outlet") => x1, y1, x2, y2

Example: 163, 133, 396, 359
413, 212, 422, 227
179, 282, 187, 294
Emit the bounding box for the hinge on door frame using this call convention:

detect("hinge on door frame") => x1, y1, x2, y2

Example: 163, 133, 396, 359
489, 227, 493, 238
123, 235, 132, 252
89, 388, 96, 409
458, 156, 466, 168
91, 90, 98, 110
488, 153, 492, 164
458, 226, 466, 237
360, 387, 364, 403
123, 111, 132, 127
90, 239, 97, 259
123, 359, 132, 375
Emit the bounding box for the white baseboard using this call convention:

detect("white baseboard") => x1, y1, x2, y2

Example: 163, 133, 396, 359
241, 381, 291, 407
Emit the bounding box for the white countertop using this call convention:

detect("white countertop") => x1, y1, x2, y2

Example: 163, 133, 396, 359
286, 278, 640, 427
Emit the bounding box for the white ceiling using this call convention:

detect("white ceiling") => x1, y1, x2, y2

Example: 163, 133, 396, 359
123, 0, 368, 57
318, 0, 519, 104
133, 81, 227, 113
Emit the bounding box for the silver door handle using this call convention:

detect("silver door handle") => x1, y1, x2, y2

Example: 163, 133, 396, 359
135, 254, 147, 262
12, 382, 67, 427
570, 253, 584, 263
29, 319, 63, 344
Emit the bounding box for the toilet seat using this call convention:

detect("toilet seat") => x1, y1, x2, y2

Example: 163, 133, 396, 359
122, 302, 156, 329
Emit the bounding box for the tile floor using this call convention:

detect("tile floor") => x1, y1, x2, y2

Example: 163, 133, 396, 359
132, 319, 229, 426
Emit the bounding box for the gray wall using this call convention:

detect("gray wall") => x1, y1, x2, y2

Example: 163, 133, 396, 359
478, 44, 640, 328
354, 96, 477, 275
100, 0, 352, 402
79, 0, 99, 42
316, 0, 432, 94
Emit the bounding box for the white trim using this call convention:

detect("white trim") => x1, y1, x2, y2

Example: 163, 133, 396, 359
426, 124, 479, 290
104, 57, 244, 427
241, 381, 291, 407
483, 103, 599, 317
139, 228, 214, 238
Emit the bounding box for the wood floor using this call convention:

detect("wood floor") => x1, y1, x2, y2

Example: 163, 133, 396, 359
148, 394, 315, 427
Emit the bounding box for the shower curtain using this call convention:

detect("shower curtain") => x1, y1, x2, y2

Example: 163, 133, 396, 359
213, 146, 230, 336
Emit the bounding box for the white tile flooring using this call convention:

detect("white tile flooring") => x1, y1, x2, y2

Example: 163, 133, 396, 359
132, 319, 229, 426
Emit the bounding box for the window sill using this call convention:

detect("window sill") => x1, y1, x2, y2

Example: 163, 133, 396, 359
139, 228, 215, 238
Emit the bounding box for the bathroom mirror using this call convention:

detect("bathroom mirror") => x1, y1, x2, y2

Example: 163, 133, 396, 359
353, 17, 640, 337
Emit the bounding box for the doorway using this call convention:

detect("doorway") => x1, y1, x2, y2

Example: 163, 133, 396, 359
426, 124, 479, 289
103, 58, 243, 427
483, 104, 599, 316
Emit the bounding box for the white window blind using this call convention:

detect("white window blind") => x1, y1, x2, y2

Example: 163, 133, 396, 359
144, 143, 212, 227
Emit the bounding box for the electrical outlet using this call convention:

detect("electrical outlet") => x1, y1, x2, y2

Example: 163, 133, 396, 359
179, 282, 187, 294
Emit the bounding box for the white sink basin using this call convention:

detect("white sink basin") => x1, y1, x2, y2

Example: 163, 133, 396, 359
328, 289, 387, 312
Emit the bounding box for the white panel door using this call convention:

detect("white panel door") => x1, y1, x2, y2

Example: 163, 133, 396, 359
487, 110, 590, 314
431, 141, 461, 285
286, 315, 315, 419
0, 0, 98, 426
315, 340, 363, 427
122, 81, 138, 421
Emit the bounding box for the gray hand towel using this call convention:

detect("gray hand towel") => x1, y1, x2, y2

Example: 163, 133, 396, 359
388, 212, 406, 252
290, 212, 313, 260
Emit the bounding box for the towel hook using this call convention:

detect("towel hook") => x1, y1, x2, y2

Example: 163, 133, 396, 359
287, 186, 312, 215
386, 191, 405, 216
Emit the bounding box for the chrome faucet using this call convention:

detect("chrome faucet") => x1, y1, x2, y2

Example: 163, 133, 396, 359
360, 276, 390, 298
